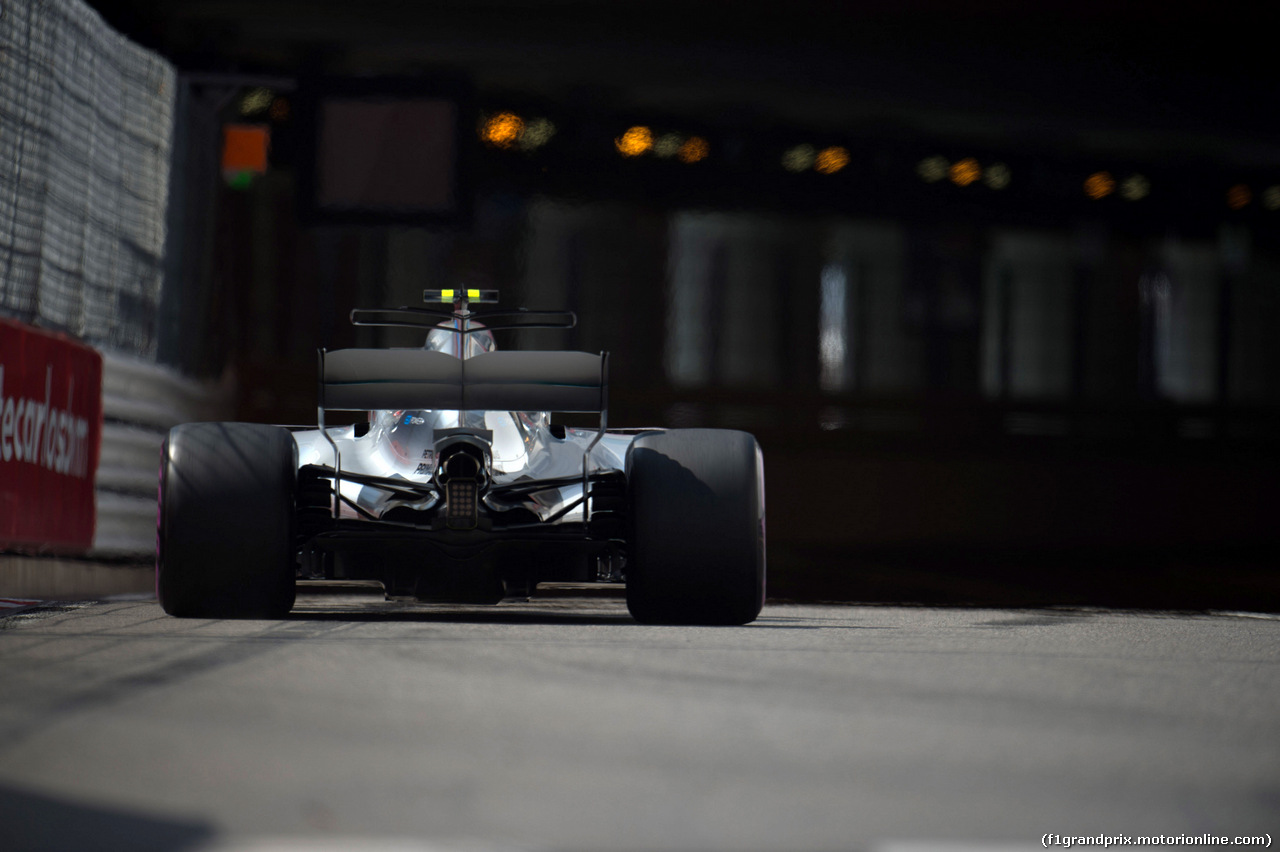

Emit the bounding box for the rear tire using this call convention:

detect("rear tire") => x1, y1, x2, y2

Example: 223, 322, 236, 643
157, 422, 298, 618
625, 429, 765, 625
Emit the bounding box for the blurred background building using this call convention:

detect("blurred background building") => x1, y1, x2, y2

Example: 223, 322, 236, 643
5, 0, 1278, 604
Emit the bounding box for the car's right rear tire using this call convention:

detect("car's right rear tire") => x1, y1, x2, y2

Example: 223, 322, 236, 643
157, 422, 298, 618
624, 429, 766, 625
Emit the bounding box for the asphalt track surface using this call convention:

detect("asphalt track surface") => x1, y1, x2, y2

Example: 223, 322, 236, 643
1, 590, 1277, 852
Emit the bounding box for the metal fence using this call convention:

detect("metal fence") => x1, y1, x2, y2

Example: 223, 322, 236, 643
0, 0, 175, 359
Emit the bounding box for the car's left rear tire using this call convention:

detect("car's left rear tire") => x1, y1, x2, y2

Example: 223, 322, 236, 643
157, 422, 297, 618
624, 429, 766, 625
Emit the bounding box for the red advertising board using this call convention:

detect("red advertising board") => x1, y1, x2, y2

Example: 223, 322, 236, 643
0, 318, 103, 551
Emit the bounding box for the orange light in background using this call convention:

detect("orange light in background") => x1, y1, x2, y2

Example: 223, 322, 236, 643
782, 144, 816, 172
949, 157, 981, 186
983, 162, 1011, 189
1227, 184, 1252, 210
221, 124, 269, 187
1120, 174, 1149, 201
814, 146, 850, 175
1084, 171, 1116, 200
678, 136, 709, 164
481, 112, 524, 148
616, 126, 653, 157
917, 156, 949, 182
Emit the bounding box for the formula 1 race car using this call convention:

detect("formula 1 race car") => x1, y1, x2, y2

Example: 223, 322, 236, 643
156, 290, 765, 624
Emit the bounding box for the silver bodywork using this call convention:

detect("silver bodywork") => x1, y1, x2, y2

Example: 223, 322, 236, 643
292, 322, 638, 525
293, 417, 634, 523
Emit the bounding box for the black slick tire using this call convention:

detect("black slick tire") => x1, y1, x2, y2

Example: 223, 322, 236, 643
157, 422, 298, 618
624, 429, 765, 625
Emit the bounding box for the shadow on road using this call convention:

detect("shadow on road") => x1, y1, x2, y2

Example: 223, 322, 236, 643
285, 597, 904, 629
287, 595, 636, 626
0, 782, 214, 852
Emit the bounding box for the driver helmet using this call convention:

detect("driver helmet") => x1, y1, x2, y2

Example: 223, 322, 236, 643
425, 323, 495, 360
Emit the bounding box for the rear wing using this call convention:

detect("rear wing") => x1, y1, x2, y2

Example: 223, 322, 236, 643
318, 349, 608, 414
